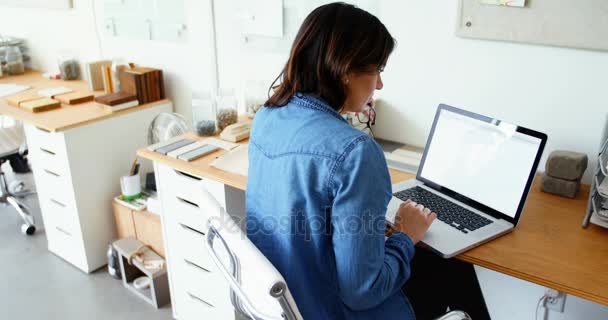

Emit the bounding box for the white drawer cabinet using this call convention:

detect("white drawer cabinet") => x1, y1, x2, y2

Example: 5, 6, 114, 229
23, 101, 172, 273
155, 163, 245, 320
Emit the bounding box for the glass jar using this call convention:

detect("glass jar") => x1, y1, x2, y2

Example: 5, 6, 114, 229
192, 91, 217, 136
57, 53, 80, 80
5, 46, 25, 75
244, 80, 267, 118
215, 89, 238, 131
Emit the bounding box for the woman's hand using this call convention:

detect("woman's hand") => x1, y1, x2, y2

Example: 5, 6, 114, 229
393, 199, 437, 244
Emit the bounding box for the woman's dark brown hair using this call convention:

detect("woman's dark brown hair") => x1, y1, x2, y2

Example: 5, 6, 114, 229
265, 2, 395, 110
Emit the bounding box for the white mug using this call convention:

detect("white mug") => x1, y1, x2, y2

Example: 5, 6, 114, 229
120, 174, 141, 199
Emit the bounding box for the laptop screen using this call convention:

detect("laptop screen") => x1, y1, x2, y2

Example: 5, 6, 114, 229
419, 106, 544, 219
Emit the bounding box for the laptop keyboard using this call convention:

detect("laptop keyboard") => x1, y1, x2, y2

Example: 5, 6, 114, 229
393, 186, 493, 233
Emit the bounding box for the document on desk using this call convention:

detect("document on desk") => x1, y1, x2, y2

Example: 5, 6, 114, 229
0, 84, 30, 98
211, 145, 248, 176
203, 137, 239, 151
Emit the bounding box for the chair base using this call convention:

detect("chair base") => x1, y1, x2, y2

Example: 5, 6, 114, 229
0, 166, 36, 236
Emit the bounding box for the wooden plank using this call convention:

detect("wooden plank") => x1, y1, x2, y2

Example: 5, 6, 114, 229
0, 70, 171, 132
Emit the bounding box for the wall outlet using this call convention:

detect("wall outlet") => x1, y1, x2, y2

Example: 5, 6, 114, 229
544, 290, 567, 313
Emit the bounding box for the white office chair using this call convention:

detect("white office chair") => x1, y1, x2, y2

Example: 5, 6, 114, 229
200, 188, 471, 320
201, 189, 302, 320
0, 122, 36, 235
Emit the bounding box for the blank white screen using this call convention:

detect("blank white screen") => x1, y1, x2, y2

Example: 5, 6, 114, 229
420, 109, 542, 218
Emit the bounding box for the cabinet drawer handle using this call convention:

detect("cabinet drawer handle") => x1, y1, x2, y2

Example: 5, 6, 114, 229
176, 196, 199, 208
184, 258, 211, 273
55, 226, 72, 237
187, 292, 215, 308
43, 168, 60, 177
40, 147, 56, 156
179, 223, 205, 236
50, 198, 66, 207
174, 169, 202, 181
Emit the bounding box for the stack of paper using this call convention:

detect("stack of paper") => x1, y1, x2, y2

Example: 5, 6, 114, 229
376, 138, 423, 174
211, 145, 249, 176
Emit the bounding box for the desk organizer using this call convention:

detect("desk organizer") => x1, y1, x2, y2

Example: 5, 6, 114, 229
113, 238, 170, 308
583, 139, 608, 229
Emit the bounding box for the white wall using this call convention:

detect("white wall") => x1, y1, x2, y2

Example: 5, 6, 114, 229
1, 1, 607, 319
0, 0, 216, 125
375, 1, 608, 184
380, 2, 608, 319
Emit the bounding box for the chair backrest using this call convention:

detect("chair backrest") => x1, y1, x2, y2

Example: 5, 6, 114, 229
200, 187, 303, 320
0, 123, 25, 158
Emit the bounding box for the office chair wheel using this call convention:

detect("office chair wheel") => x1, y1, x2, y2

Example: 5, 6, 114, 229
21, 224, 35, 236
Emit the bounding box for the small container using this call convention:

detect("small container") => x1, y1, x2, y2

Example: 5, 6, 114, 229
57, 54, 80, 80
192, 91, 217, 136
244, 80, 267, 118
120, 174, 142, 200
215, 89, 238, 131
5, 46, 25, 75
107, 244, 122, 280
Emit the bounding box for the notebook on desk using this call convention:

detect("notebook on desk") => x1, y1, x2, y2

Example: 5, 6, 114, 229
386, 104, 547, 258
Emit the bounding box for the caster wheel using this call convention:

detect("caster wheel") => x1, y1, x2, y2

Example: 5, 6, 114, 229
21, 224, 35, 235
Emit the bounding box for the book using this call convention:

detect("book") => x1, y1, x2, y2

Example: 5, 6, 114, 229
375, 138, 423, 174
95, 92, 138, 106
38, 87, 73, 98
158, 70, 165, 99
146, 136, 185, 151
99, 100, 139, 113
84, 60, 112, 91
154, 139, 196, 155
102, 65, 113, 93
20, 98, 61, 113
7, 93, 43, 107
123, 67, 164, 104
54, 91, 94, 105
177, 145, 219, 161
167, 141, 209, 158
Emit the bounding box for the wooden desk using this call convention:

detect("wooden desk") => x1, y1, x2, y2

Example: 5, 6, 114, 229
1, 70, 173, 273
0, 70, 170, 132
138, 135, 608, 306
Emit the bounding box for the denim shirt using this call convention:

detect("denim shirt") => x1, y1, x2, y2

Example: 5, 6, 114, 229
246, 93, 416, 320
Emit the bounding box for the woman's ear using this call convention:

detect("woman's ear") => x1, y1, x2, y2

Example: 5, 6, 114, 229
342, 72, 351, 85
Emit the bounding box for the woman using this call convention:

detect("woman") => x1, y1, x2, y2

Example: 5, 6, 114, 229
247, 3, 436, 319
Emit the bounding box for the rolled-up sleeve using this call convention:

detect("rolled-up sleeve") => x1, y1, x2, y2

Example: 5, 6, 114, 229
329, 135, 415, 311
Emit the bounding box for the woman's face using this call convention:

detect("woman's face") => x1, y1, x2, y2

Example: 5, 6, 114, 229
342, 67, 384, 113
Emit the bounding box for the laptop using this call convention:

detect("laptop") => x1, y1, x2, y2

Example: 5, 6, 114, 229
386, 104, 547, 258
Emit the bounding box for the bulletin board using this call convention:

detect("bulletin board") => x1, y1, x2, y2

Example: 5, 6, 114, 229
456, 0, 608, 52
103, 0, 187, 43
